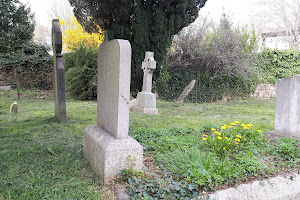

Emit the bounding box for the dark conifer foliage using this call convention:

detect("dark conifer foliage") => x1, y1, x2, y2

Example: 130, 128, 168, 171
69, 0, 207, 94
0, 0, 35, 53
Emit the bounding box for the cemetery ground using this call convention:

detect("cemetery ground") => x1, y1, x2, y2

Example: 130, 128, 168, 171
1, 90, 300, 199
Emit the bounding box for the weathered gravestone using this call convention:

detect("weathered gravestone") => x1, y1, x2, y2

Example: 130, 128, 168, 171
83, 39, 143, 183
134, 52, 158, 114
270, 75, 300, 140
177, 80, 196, 103
52, 19, 66, 123
10, 101, 17, 113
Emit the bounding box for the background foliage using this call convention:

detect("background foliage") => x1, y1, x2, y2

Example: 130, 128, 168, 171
0, 0, 52, 90
157, 14, 259, 103
63, 44, 98, 100
68, 0, 208, 95
0, 0, 35, 53
255, 48, 300, 84
60, 16, 104, 52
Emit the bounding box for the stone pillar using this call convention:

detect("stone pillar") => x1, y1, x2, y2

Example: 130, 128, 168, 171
270, 75, 300, 140
134, 52, 158, 114
52, 19, 66, 123
83, 40, 143, 184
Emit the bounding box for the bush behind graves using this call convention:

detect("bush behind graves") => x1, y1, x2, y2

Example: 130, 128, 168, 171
0, 44, 53, 90
255, 48, 300, 83
63, 43, 98, 100
157, 14, 259, 102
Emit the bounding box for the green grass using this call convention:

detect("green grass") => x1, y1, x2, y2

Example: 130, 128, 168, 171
1, 90, 299, 199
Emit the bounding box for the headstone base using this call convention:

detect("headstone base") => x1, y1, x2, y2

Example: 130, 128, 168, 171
135, 92, 158, 114
83, 126, 143, 184
268, 130, 300, 141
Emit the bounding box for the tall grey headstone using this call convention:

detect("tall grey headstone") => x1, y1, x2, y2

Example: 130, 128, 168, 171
83, 39, 143, 183
134, 52, 158, 114
271, 75, 300, 140
52, 19, 66, 123
177, 80, 196, 103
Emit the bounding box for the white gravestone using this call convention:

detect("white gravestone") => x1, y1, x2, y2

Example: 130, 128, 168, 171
134, 52, 158, 114
10, 101, 17, 113
83, 39, 143, 184
270, 75, 300, 140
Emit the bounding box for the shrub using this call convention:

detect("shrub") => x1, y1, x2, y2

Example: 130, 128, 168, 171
63, 44, 98, 100
255, 48, 300, 82
0, 44, 52, 90
158, 14, 260, 102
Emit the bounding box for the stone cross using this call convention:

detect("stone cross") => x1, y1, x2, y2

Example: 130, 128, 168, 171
269, 75, 300, 140
52, 19, 66, 123
134, 52, 158, 114
83, 40, 143, 183
141, 52, 156, 93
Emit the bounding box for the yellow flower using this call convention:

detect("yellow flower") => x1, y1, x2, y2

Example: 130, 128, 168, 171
228, 142, 231, 144
214, 131, 218, 134
235, 142, 239, 145
234, 121, 239, 124
224, 124, 228, 127
228, 126, 232, 128
235, 138, 240, 142
217, 136, 222, 140
218, 133, 222, 136
211, 128, 216, 131
202, 138, 207, 141
221, 126, 226, 130
223, 147, 226, 150
241, 124, 246, 127
236, 135, 241, 138
202, 135, 208, 137
247, 124, 254, 127
257, 130, 262, 133
230, 123, 236, 125
225, 137, 228, 139
243, 127, 249, 130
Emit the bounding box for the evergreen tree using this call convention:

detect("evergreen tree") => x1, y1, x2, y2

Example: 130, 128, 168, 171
0, 0, 35, 53
68, 0, 207, 94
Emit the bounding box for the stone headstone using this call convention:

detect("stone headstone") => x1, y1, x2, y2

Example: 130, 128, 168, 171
270, 75, 300, 140
83, 39, 143, 184
52, 19, 66, 123
0, 86, 12, 91
134, 52, 158, 114
10, 101, 17, 113
177, 80, 196, 103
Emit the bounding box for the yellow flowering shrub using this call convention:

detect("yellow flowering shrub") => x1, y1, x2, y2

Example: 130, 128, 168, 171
59, 16, 104, 52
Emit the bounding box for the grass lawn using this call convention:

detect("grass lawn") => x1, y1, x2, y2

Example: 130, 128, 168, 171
1, 90, 299, 199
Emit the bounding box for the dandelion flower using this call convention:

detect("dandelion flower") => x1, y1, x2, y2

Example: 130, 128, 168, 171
225, 137, 228, 139
257, 130, 262, 133
228, 142, 231, 144
211, 128, 216, 131
202, 134, 208, 137
247, 124, 254, 127
235, 138, 240, 142
243, 127, 249, 130
224, 124, 228, 127
236, 135, 241, 138
214, 131, 218, 134
228, 126, 232, 128
241, 124, 246, 127
217, 136, 222, 140
218, 133, 222, 136
230, 123, 236, 125
202, 138, 207, 141
234, 121, 239, 124
223, 147, 226, 150
235, 142, 239, 145
221, 126, 226, 130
